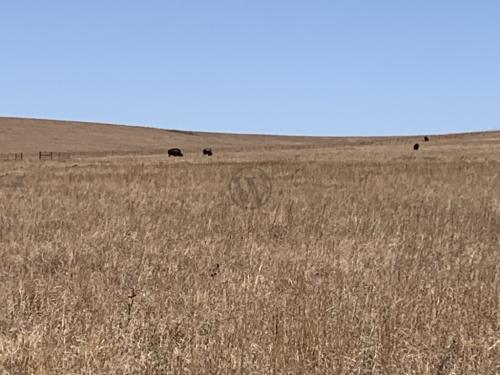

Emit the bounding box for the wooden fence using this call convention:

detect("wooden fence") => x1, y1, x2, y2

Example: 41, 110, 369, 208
0, 153, 23, 161
39, 152, 53, 160
39, 152, 71, 161
2, 148, 177, 161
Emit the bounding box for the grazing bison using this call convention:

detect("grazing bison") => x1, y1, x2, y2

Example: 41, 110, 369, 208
424, 136, 429, 142
203, 148, 213, 156
168, 148, 183, 157
413, 143, 420, 151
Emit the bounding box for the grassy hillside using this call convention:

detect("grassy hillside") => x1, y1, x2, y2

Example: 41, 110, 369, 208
0, 117, 349, 154
3, 117, 499, 157
0, 118, 499, 373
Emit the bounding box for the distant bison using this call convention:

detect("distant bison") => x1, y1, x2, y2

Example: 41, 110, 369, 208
203, 148, 213, 156
413, 143, 420, 151
424, 136, 429, 142
168, 148, 183, 157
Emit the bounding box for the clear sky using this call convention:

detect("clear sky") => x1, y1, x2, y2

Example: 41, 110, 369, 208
1, 1, 499, 136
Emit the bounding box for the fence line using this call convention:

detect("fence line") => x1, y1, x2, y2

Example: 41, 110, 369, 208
56, 152, 71, 160
71, 149, 166, 158
38, 152, 72, 161
2, 148, 182, 162
0, 152, 23, 161
39, 151, 53, 160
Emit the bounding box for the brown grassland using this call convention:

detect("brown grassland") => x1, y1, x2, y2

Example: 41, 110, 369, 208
0, 118, 499, 374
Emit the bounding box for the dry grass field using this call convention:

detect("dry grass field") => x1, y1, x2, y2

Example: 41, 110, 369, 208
0, 118, 499, 373
0, 117, 353, 155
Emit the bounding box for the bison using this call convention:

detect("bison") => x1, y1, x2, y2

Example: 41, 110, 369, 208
168, 148, 183, 157
424, 136, 429, 142
203, 148, 213, 156
413, 143, 420, 151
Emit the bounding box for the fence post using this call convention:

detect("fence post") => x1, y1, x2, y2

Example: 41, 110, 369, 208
39, 151, 53, 161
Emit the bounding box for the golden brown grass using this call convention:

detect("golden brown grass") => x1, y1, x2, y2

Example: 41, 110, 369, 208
0, 128, 499, 374
0, 117, 358, 154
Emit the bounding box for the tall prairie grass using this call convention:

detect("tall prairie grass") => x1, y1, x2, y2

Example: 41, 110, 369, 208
0, 152, 498, 374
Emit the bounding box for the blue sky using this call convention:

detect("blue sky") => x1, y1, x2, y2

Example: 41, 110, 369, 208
1, 1, 499, 136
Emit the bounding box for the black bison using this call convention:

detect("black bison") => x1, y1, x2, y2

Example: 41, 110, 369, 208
413, 143, 420, 151
203, 148, 213, 156
424, 136, 429, 142
168, 148, 183, 157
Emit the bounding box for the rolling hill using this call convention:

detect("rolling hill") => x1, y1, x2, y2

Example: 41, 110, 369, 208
1, 117, 499, 159
0, 117, 345, 154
